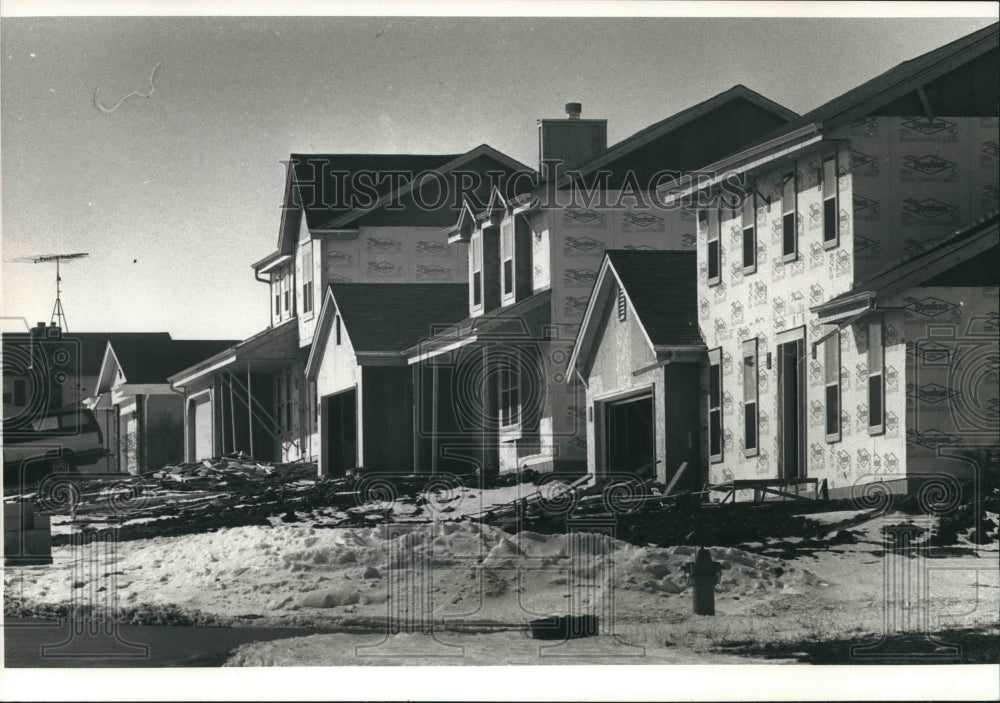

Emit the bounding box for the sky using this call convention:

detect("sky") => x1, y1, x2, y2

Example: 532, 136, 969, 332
1, 8, 996, 340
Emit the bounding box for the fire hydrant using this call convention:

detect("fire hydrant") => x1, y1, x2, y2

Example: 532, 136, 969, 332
683, 547, 723, 615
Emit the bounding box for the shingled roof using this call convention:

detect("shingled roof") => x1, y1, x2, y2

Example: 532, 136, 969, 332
779, 22, 998, 135
813, 212, 999, 318
108, 339, 240, 385
288, 153, 462, 232
327, 283, 469, 354
606, 251, 703, 347
567, 250, 704, 379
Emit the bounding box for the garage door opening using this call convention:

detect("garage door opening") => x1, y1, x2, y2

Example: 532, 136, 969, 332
323, 389, 357, 476
189, 395, 213, 461
603, 393, 655, 478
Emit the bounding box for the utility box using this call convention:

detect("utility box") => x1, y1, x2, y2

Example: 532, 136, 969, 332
4, 502, 53, 566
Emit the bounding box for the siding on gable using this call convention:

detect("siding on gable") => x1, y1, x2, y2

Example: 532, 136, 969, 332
850, 116, 999, 282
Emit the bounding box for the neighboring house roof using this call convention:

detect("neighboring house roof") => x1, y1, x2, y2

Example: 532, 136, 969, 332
1, 331, 173, 380
167, 320, 301, 388
528, 84, 794, 200
330, 283, 468, 353
770, 22, 998, 138
665, 22, 999, 199
812, 212, 1000, 319
567, 250, 704, 379
97, 338, 240, 395
403, 289, 555, 362
255, 145, 533, 271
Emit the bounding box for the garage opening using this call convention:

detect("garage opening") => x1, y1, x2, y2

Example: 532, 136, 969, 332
324, 389, 357, 476
604, 393, 655, 478
189, 395, 213, 461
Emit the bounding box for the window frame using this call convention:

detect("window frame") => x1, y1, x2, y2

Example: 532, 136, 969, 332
781, 167, 798, 262
501, 218, 515, 299
742, 338, 759, 457
867, 318, 885, 435
822, 152, 840, 250
499, 359, 521, 429
301, 244, 314, 316
824, 331, 842, 442
708, 347, 723, 464
742, 190, 757, 274
707, 208, 721, 287
334, 313, 342, 346
471, 232, 483, 309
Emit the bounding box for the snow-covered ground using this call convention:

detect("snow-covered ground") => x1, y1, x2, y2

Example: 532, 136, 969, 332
6, 507, 997, 666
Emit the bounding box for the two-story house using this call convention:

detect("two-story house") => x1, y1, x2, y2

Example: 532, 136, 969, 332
665, 23, 998, 499
404, 88, 798, 481
168, 145, 529, 464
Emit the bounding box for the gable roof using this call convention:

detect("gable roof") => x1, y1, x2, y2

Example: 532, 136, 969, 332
565, 84, 797, 184
812, 212, 999, 319
98, 338, 240, 394
665, 23, 999, 200
776, 22, 998, 137
306, 283, 469, 374
567, 250, 704, 379
473, 84, 797, 221
0, 331, 174, 381
257, 145, 533, 271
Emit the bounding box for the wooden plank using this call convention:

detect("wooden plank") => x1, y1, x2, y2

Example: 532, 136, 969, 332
661, 462, 689, 498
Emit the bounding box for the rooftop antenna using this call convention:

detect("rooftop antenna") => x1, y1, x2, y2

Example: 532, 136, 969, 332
10, 252, 90, 332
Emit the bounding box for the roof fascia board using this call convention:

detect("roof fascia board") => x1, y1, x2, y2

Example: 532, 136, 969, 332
169, 353, 238, 389
94, 342, 122, 396
827, 36, 1000, 128
566, 257, 617, 379
256, 254, 293, 275
305, 287, 338, 379
661, 124, 824, 204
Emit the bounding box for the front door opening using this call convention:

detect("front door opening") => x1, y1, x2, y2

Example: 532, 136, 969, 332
778, 339, 806, 479
324, 389, 357, 476
604, 393, 655, 478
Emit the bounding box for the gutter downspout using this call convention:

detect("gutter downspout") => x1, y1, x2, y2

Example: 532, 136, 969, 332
254, 267, 273, 329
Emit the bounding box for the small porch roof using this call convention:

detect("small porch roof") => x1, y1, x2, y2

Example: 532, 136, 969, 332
405, 290, 553, 364
167, 320, 301, 390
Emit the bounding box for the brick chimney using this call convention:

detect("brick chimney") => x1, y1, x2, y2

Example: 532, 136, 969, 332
537, 102, 607, 178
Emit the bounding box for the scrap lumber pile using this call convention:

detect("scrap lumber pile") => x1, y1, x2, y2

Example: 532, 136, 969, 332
6, 453, 327, 545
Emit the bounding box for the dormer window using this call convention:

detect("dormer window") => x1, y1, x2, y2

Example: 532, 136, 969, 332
501, 219, 514, 298
302, 245, 314, 315
471, 233, 483, 308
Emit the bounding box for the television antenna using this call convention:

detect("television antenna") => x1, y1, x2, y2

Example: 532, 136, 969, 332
9, 252, 90, 332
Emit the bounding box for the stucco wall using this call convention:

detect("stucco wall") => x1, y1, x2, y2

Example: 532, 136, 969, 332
583, 292, 665, 480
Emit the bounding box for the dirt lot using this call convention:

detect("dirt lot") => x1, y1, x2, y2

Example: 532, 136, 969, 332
4, 459, 999, 666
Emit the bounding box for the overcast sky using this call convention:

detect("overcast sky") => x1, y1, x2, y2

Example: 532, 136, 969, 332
1, 12, 995, 340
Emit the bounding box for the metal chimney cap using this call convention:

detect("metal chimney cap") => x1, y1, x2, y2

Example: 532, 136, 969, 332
565, 102, 582, 119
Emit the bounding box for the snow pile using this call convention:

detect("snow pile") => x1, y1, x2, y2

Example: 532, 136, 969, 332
5, 519, 819, 627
